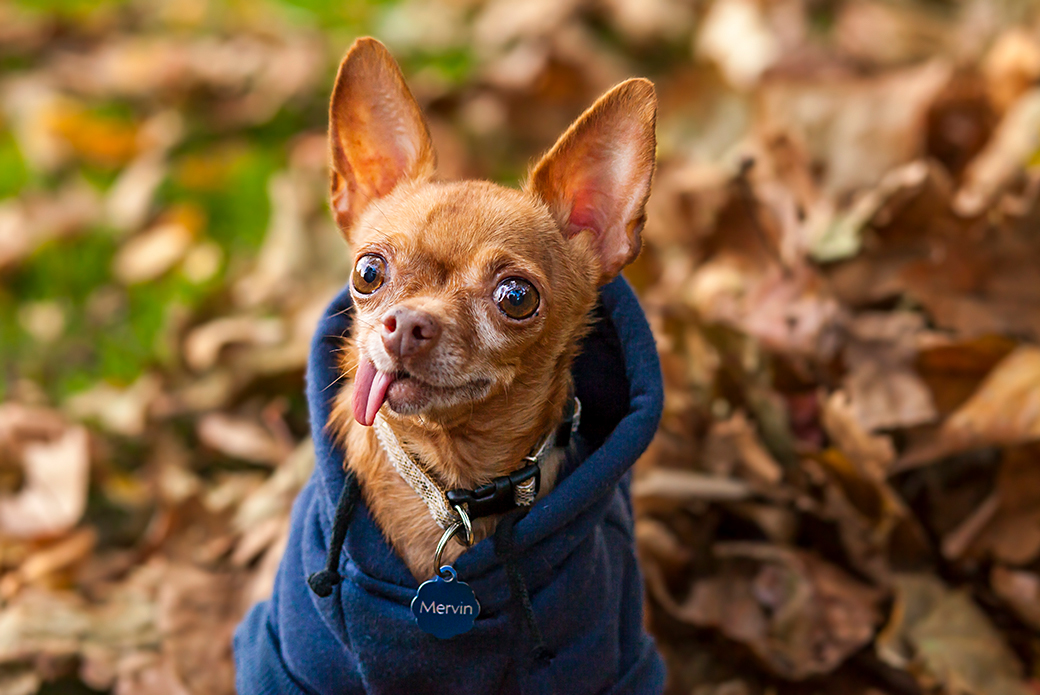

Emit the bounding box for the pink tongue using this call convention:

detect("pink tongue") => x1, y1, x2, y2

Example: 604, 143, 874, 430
352, 360, 395, 426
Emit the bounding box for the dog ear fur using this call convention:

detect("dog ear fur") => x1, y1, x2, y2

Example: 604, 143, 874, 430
527, 79, 657, 286
328, 37, 436, 237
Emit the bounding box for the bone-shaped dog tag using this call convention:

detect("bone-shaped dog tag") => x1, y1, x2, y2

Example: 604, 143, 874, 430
411, 565, 479, 639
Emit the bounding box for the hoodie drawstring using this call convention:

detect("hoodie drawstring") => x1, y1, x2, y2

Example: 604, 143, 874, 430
493, 510, 553, 665
308, 470, 360, 597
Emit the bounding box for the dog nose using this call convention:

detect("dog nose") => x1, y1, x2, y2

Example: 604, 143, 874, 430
381, 308, 441, 358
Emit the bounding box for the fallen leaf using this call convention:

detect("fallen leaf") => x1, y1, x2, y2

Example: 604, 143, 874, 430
0, 182, 102, 271
0, 414, 89, 539
697, 0, 780, 90
632, 468, 754, 505
232, 171, 310, 308
820, 390, 895, 481
941, 346, 1040, 451
649, 543, 883, 680
3, 528, 96, 597
877, 573, 1031, 695
955, 87, 1040, 216
182, 316, 285, 372
842, 311, 938, 432
112, 221, 195, 285
916, 334, 1018, 417
983, 29, 1040, 113
702, 411, 783, 485
758, 60, 952, 197
991, 566, 1040, 630
156, 564, 241, 695
835, 1, 953, 68
945, 445, 1040, 565
196, 412, 290, 466
65, 374, 162, 438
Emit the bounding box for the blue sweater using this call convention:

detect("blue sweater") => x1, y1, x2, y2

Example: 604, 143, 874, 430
234, 276, 666, 694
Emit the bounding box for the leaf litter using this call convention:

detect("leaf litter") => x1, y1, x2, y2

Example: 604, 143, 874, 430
2, 1, 1040, 693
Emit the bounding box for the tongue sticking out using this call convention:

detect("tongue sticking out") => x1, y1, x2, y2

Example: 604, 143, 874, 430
352, 359, 396, 426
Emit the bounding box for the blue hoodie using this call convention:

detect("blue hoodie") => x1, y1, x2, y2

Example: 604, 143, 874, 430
234, 276, 666, 694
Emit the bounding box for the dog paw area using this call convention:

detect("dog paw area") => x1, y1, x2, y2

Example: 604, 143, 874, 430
2, 1, 1040, 694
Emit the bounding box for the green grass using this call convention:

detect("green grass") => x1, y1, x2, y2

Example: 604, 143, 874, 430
1, 228, 223, 401
0, 130, 30, 199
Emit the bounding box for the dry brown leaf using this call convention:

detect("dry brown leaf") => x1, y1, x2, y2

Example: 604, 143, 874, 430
632, 468, 754, 505
955, 87, 1040, 216
196, 413, 290, 466
473, 0, 581, 55
835, 1, 953, 68
877, 573, 1031, 695
103, 110, 182, 232
0, 182, 102, 271
0, 410, 90, 539
821, 390, 895, 481
650, 543, 882, 680
942, 346, 1040, 451
990, 565, 1040, 630
1, 78, 75, 172
112, 221, 194, 285
946, 445, 1040, 565
598, 0, 694, 43
65, 374, 162, 438
758, 61, 951, 197
0, 582, 159, 675
240, 522, 289, 608
156, 565, 242, 695
47, 101, 141, 168
690, 260, 843, 358
183, 316, 285, 372
983, 29, 1040, 113
808, 159, 935, 264
1, 528, 97, 598
48, 36, 323, 124
702, 411, 783, 485
915, 334, 1018, 417
842, 312, 938, 432
698, 0, 780, 90
234, 439, 314, 531
232, 171, 311, 308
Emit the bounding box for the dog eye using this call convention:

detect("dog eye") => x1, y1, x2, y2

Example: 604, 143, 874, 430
494, 278, 539, 320
352, 254, 386, 294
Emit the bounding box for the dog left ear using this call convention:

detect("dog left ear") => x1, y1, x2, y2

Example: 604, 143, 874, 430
528, 78, 657, 286
328, 37, 437, 237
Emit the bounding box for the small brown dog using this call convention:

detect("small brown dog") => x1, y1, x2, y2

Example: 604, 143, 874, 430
326, 37, 656, 581
234, 36, 666, 692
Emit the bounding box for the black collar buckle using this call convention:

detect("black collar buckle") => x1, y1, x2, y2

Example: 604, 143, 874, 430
447, 463, 540, 520
445, 394, 578, 522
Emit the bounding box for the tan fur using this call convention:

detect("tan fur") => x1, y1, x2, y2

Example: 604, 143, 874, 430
325, 38, 657, 581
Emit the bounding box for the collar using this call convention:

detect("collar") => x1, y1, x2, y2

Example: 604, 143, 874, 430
372, 396, 581, 530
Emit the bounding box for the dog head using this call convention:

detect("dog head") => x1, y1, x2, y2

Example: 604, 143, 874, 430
328, 38, 656, 427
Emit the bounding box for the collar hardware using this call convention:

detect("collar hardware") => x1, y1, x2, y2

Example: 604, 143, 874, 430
447, 463, 540, 520
373, 395, 580, 530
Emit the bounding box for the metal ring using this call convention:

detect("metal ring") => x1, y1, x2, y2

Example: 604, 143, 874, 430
454, 504, 473, 546
434, 522, 462, 578
432, 506, 474, 579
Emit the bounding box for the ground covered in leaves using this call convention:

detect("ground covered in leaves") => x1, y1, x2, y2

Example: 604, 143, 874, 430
1, 0, 1040, 693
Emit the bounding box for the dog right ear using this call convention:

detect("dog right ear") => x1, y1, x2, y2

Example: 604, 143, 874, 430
528, 79, 656, 286
328, 37, 436, 237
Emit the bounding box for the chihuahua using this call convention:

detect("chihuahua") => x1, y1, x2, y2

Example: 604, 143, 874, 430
325, 37, 656, 581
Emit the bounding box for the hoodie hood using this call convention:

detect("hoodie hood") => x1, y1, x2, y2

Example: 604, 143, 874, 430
235, 276, 666, 695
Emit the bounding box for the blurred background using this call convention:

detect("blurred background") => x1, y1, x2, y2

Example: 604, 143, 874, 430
2, 0, 1040, 693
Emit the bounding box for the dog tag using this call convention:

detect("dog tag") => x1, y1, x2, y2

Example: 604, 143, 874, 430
411, 565, 480, 639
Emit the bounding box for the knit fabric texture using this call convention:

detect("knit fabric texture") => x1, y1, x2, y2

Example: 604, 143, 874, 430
233, 276, 666, 694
